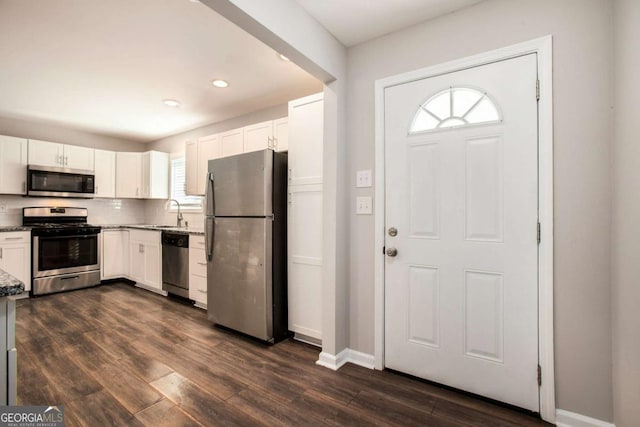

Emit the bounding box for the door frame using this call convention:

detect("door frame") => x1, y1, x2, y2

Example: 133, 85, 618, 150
373, 36, 554, 423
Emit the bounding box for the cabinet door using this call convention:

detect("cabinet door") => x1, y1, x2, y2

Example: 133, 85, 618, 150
94, 149, 116, 198
220, 128, 244, 157
288, 93, 324, 186
63, 145, 94, 171
273, 117, 289, 152
0, 136, 28, 194
28, 140, 62, 168
0, 244, 30, 292
287, 184, 323, 339
143, 241, 162, 290
128, 240, 145, 283
116, 152, 141, 198
101, 231, 124, 279
243, 121, 273, 153
185, 140, 198, 195
197, 135, 220, 195
147, 151, 169, 199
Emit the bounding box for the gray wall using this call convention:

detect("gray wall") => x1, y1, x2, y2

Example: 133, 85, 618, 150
612, 0, 640, 426
347, 0, 613, 421
0, 115, 144, 152
147, 104, 287, 154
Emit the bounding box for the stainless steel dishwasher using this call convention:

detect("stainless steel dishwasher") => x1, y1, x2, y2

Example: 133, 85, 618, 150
162, 232, 189, 298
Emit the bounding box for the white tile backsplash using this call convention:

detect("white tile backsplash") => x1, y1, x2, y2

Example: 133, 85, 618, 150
0, 195, 146, 226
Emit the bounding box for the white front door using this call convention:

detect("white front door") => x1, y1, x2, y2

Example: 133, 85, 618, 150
384, 54, 539, 411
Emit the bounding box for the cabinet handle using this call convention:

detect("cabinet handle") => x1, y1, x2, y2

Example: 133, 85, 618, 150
95, 185, 99, 194
197, 262, 206, 266
22, 182, 26, 192
139, 244, 144, 253
198, 289, 207, 294
0, 248, 3, 259
4, 237, 22, 241
136, 188, 139, 197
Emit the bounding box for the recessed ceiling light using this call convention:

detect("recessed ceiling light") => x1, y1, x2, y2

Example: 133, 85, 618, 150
163, 99, 181, 107
278, 53, 291, 62
211, 79, 229, 88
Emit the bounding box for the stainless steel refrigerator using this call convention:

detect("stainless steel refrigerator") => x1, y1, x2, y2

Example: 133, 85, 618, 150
205, 149, 288, 343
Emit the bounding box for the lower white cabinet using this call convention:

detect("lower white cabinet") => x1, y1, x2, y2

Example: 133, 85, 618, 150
189, 235, 207, 308
128, 230, 163, 294
0, 232, 31, 293
101, 229, 129, 280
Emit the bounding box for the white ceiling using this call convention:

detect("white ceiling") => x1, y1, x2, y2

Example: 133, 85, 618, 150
0, 0, 321, 142
294, 0, 485, 47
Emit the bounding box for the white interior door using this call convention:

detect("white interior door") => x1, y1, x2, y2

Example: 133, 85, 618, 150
384, 54, 539, 411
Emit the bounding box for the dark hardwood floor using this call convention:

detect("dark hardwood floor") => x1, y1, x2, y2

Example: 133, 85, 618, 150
15, 283, 551, 427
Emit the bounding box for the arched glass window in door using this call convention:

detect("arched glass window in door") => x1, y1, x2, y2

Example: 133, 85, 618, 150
410, 87, 502, 133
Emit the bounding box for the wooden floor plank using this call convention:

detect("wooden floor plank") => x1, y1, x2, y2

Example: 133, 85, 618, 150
16, 283, 550, 427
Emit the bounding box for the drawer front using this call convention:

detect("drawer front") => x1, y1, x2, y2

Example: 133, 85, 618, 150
189, 274, 207, 304
189, 247, 207, 277
0, 232, 30, 244
129, 229, 160, 244
189, 235, 205, 249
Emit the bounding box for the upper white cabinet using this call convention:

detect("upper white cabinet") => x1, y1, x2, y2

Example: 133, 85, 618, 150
288, 94, 324, 186
28, 139, 94, 171
186, 134, 221, 196
243, 120, 274, 153
141, 151, 169, 199
116, 151, 168, 199
220, 127, 244, 158
94, 149, 116, 198
116, 152, 142, 198
287, 92, 324, 341
0, 136, 28, 195
273, 117, 289, 152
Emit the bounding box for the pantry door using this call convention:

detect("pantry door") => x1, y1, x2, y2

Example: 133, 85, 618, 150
384, 54, 539, 411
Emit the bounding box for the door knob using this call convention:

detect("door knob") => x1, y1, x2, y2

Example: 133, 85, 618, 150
388, 227, 398, 237
386, 247, 398, 257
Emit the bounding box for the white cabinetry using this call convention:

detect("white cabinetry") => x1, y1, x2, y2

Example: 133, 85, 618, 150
287, 92, 324, 341
243, 120, 274, 153
220, 127, 244, 158
116, 152, 142, 198
101, 229, 129, 280
186, 134, 221, 196
94, 149, 116, 198
273, 117, 289, 152
141, 151, 169, 199
0, 232, 31, 293
28, 140, 94, 170
116, 151, 168, 199
0, 136, 27, 195
128, 230, 163, 294
188, 235, 207, 308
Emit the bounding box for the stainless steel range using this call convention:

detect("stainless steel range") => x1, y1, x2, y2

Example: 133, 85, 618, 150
23, 207, 101, 295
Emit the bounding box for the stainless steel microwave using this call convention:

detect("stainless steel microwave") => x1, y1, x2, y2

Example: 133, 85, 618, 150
27, 165, 95, 198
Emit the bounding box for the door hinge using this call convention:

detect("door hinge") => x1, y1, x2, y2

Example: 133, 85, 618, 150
536, 79, 540, 101
537, 222, 541, 244
537, 364, 542, 386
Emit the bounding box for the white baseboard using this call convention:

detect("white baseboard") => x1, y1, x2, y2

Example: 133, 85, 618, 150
556, 409, 615, 427
316, 348, 375, 371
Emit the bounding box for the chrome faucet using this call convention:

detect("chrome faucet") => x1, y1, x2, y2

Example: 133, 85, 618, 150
168, 199, 183, 227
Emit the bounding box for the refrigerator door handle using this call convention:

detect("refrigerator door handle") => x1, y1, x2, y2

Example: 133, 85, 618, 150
205, 218, 215, 261
205, 172, 215, 216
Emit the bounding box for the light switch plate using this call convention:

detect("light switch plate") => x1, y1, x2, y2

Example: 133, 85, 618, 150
356, 196, 372, 215
356, 170, 372, 188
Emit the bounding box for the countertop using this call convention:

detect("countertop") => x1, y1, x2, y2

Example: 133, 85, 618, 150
101, 224, 205, 236
0, 226, 31, 233
0, 268, 25, 297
